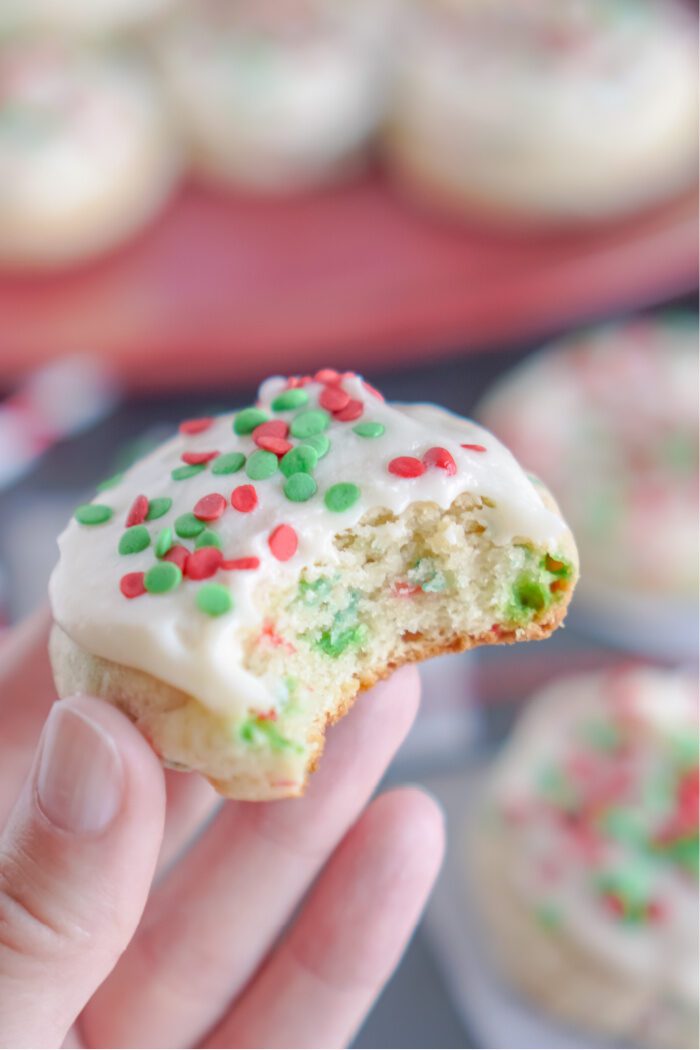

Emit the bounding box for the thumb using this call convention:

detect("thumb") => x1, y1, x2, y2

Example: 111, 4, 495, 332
0, 695, 166, 1049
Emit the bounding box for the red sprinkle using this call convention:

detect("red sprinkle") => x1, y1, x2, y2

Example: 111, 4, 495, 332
182, 450, 219, 465
126, 494, 149, 527
252, 419, 289, 442
461, 443, 487, 453
362, 379, 384, 401
231, 484, 258, 513
423, 446, 457, 475
269, 524, 298, 561
333, 398, 363, 422
221, 556, 261, 571
120, 572, 146, 599
163, 544, 190, 573
319, 385, 350, 412
394, 581, 422, 598
186, 547, 223, 580
179, 417, 213, 435
256, 435, 293, 456
256, 708, 279, 721
314, 368, 341, 384
647, 900, 666, 923
193, 493, 226, 521
286, 375, 313, 388
388, 456, 426, 478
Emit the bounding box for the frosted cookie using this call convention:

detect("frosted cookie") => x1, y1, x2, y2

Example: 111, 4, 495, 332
0, 0, 173, 40
385, 0, 699, 224
0, 43, 180, 269
471, 667, 699, 1048
49, 370, 578, 800
156, 0, 390, 192
478, 315, 699, 602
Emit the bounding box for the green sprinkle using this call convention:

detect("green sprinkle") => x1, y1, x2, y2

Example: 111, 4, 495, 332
233, 407, 268, 434
246, 449, 278, 480
119, 525, 150, 555
304, 433, 330, 458
145, 562, 182, 594
240, 717, 302, 753
211, 451, 246, 475
535, 903, 562, 931
155, 527, 173, 558
172, 463, 206, 481
146, 497, 172, 521
353, 421, 385, 438
280, 444, 318, 478
175, 513, 205, 538
298, 576, 333, 606
317, 622, 369, 657
196, 583, 233, 616
284, 473, 317, 502
96, 473, 123, 492
582, 718, 622, 753
324, 482, 360, 513
408, 557, 448, 593
195, 529, 222, 549
290, 409, 330, 438
75, 503, 113, 526
271, 388, 309, 412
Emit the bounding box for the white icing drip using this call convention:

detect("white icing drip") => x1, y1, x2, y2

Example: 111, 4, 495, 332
50, 375, 568, 715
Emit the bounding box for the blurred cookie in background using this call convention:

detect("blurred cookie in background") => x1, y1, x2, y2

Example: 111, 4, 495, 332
470, 666, 699, 1048
478, 315, 699, 657
0, 41, 181, 268
0, 0, 174, 40
156, 0, 394, 193
385, 0, 698, 225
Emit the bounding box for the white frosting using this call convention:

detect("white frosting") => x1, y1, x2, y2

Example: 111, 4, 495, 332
394, 0, 698, 216
50, 374, 568, 715
488, 667, 699, 1010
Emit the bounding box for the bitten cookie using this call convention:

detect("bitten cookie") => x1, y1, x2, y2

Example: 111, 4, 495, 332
0, 43, 180, 269
385, 0, 698, 224
49, 370, 578, 800
471, 666, 699, 1048
155, 0, 390, 192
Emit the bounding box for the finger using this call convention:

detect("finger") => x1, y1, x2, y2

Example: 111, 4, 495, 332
85, 667, 421, 1050
0, 695, 165, 1049
0, 607, 56, 822
209, 788, 445, 1050
157, 771, 221, 877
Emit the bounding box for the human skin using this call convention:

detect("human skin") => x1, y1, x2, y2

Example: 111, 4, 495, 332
0, 607, 444, 1049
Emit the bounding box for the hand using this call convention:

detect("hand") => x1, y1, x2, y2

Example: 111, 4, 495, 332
0, 609, 443, 1049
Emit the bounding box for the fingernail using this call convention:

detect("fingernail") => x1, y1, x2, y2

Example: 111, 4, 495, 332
37, 701, 123, 834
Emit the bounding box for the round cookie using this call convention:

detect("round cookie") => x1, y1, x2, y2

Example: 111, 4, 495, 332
478, 315, 699, 603
471, 666, 699, 1048
155, 0, 391, 192
385, 0, 698, 224
49, 370, 578, 800
0, 42, 181, 269
0, 0, 174, 40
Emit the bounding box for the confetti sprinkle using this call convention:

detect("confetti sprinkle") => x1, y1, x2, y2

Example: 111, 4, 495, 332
175, 512, 205, 538
180, 417, 213, 435
314, 368, 341, 384
246, 449, 279, 480
75, 504, 113, 526
234, 407, 268, 434
269, 524, 298, 561
253, 420, 289, 442
280, 444, 318, 478
145, 562, 182, 594
146, 497, 173, 520
333, 399, 363, 422
319, 385, 350, 412
96, 473, 123, 492
172, 463, 206, 481
195, 529, 222, 549
353, 422, 384, 438
120, 572, 146, 599
284, 473, 317, 502
163, 545, 189, 572
305, 433, 330, 458
388, 457, 425, 478
423, 446, 457, 475
324, 482, 360, 512
187, 546, 223, 580
256, 435, 293, 456
119, 525, 150, 555
211, 452, 246, 475
196, 582, 233, 616
231, 484, 258, 512
461, 443, 487, 453
193, 493, 226, 521
362, 380, 384, 401
126, 494, 149, 527
155, 527, 173, 558
272, 389, 309, 412
182, 450, 219, 465
290, 409, 330, 438
222, 557, 260, 571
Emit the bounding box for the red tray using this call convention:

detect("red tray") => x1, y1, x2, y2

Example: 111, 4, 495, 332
0, 174, 696, 390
